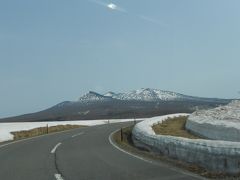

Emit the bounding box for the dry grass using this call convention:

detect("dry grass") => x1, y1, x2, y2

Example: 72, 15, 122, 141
152, 116, 201, 139
113, 126, 134, 148
11, 124, 83, 140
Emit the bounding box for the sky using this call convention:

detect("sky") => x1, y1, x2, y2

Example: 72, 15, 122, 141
0, 0, 240, 118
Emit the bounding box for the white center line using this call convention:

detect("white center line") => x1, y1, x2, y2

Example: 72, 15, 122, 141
51, 142, 62, 154
71, 132, 84, 138
54, 173, 64, 180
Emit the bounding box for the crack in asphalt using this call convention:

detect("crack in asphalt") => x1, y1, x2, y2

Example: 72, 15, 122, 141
54, 148, 65, 180
52, 131, 84, 180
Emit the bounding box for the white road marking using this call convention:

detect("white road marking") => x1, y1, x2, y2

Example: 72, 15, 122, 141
71, 132, 84, 138
0, 127, 85, 149
108, 129, 154, 164
54, 173, 64, 180
108, 129, 204, 180
51, 142, 62, 154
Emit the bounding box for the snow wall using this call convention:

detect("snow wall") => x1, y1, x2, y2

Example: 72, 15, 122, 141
132, 114, 240, 174
186, 118, 240, 142
186, 100, 240, 142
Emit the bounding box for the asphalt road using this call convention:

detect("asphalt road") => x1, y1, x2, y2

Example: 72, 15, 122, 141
0, 122, 203, 180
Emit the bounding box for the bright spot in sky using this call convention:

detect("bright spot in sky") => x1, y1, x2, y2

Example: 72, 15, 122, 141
107, 3, 117, 10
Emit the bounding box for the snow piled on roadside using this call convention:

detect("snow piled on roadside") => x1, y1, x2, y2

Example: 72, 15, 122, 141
0, 118, 143, 142
189, 100, 240, 125
134, 113, 189, 136
186, 100, 240, 141
132, 113, 240, 173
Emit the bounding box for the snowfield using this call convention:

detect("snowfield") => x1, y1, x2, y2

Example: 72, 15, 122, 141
0, 118, 143, 142
132, 113, 240, 174
186, 100, 240, 141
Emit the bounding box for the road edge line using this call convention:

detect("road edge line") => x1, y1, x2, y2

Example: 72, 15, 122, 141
108, 129, 155, 164
108, 128, 204, 180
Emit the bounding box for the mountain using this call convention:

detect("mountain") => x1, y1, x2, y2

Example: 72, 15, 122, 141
78, 88, 227, 103
103, 88, 180, 101
78, 91, 112, 102
115, 88, 183, 101
0, 88, 233, 122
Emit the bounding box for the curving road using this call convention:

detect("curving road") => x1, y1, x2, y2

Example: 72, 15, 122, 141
0, 122, 203, 180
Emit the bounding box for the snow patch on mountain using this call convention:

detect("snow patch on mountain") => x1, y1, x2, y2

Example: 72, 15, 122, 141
104, 91, 117, 97
78, 91, 111, 102
115, 88, 182, 101
76, 88, 230, 103
56, 101, 74, 107
78, 88, 193, 102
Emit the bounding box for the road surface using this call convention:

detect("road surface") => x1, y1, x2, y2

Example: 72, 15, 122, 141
0, 122, 203, 180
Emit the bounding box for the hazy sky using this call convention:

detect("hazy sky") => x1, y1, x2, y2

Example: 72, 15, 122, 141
0, 0, 240, 118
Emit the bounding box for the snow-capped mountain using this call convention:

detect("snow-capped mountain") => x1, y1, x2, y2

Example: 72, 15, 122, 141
0, 88, 232, 122
78, 88, 219, 102
110, 88, 185, 101
78, 91, 111, 102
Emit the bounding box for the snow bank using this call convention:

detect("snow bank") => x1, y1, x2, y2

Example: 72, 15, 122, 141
186, 100, 240, 141
132, 113, 240, 174
0, 118, 143, 142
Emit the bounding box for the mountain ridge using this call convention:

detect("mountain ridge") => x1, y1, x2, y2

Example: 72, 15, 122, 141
0, 88, 233, 122
76, 88, 228, 103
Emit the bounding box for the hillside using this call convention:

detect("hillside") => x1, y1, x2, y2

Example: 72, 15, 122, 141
0, 88, 232, 122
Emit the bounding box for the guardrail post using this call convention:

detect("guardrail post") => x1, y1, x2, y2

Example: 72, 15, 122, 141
120, 128, 123, 142
46, 124, 49, 134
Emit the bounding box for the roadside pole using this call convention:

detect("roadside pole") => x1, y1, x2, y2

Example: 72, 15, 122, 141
134, 112, 136, 125
120, 128, 123, 141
